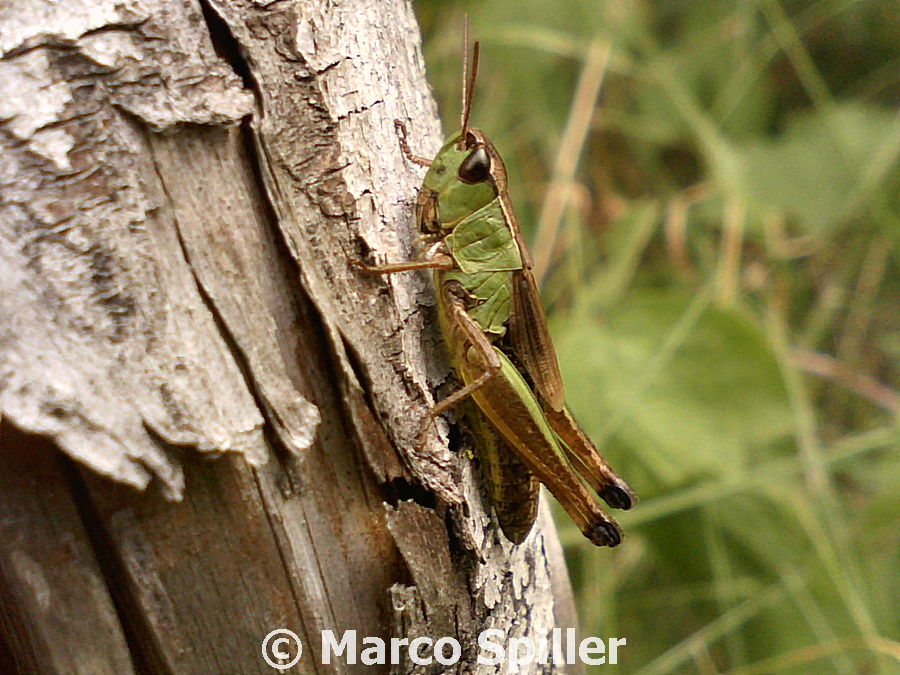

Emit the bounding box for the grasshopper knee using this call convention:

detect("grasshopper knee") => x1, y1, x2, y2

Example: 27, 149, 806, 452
586, 520, 623, 547
599, 483, 635, 511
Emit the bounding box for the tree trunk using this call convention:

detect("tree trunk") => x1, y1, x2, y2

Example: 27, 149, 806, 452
0, 1, 580, 673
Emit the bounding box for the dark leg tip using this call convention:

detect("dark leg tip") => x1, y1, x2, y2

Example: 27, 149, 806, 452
599, 483, 635, 511
585, 520, 623, 547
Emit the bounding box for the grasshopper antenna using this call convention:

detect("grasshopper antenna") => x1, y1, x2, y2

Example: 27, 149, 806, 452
460, 16, 480, 140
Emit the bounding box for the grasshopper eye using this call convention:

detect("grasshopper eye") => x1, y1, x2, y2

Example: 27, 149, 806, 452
458, 146, 491, 184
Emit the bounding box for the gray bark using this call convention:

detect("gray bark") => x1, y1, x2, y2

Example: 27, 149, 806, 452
0, 1, 580, 673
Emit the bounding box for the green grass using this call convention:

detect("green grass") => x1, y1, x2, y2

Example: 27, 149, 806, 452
414, 0, 900, 672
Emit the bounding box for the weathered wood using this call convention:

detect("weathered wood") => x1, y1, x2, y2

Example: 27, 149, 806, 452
0, 424, 136, 675
0, 0, 263, 497
0, 0, 583, 673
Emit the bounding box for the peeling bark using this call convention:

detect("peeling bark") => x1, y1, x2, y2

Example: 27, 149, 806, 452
0, 1, 581, 673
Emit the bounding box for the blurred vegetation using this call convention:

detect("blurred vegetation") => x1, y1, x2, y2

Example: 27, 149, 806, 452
412, 1, 899, 673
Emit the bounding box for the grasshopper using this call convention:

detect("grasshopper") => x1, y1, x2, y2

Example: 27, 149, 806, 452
360, 27, 634, 547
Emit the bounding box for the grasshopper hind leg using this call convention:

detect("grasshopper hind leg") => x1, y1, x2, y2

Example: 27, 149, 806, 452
543, 406, 637, 512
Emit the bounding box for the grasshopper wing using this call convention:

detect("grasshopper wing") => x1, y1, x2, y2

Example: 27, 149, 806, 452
488, 174, 566, 411
508, 262, 566, 411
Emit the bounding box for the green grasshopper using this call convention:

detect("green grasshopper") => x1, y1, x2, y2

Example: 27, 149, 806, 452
360, 30, 634, 547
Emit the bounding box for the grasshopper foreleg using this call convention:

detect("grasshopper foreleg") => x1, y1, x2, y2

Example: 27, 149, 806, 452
352, 239, 454, 275
394, 120, 433, 168
354, 257, 454, 274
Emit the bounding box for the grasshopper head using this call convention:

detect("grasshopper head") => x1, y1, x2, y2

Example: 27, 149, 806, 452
415, 128, 507, 235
